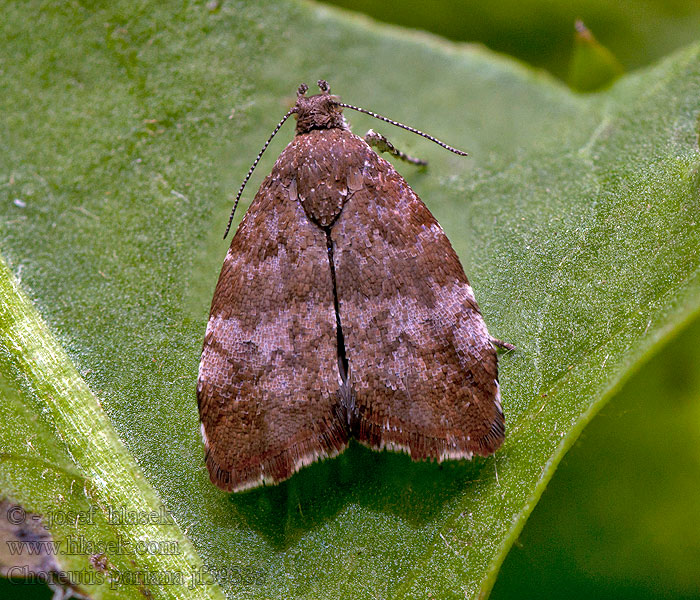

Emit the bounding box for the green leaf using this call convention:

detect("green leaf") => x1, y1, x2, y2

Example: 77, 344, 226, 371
0, 257, 225, 600
319, 0, 700, 81
567, 19, 624, 91
494, 311, 700, 597
1, 2, 699, 599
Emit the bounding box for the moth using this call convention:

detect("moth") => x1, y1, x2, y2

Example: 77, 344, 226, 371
198, 80, 511, 492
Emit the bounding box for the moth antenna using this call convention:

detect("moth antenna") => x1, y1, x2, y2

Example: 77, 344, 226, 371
336, 102, 468, 157
223, 107, 297, 239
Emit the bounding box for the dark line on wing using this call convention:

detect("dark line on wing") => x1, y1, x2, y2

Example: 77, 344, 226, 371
325, 229, 349, 384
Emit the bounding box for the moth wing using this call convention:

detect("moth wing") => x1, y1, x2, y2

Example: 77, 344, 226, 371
198, 175, 347, 492
332, 156, 504, 461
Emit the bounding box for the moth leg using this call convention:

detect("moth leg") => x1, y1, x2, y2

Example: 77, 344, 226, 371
364, 129, 427, 166
491, 337, 516, 352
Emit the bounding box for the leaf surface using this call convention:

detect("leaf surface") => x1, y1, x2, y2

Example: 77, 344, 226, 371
1, 2, 699, 598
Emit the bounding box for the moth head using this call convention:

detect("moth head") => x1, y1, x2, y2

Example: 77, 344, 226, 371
221, 80, 468, 240
293, 80, 348, 134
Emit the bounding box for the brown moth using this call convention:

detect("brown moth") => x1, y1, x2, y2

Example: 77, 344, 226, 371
198, 80, 511, 492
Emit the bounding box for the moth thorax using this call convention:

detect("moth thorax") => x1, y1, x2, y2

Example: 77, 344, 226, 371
294, 93, 348, 135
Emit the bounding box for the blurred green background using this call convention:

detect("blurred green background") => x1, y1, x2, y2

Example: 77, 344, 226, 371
321, 1, 700, 598
493, 313, 700, 598
322, 0, 700, 90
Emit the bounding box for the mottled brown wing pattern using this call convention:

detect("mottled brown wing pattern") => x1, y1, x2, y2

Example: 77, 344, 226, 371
197, 173, 348, 492
199, 82, 507, 492
332, 142, 504, 461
